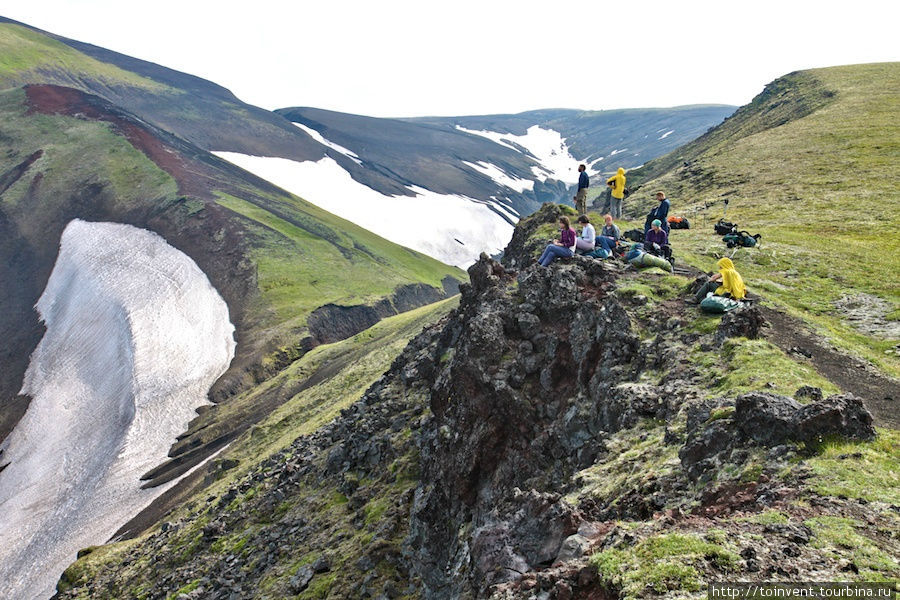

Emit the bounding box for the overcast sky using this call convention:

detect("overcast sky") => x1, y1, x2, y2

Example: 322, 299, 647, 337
3, 0, 898, 117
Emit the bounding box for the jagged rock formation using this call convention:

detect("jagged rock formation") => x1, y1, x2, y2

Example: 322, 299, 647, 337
55, 224, 894, 598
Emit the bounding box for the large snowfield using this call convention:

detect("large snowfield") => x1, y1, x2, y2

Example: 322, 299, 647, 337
214, 122, 599, 269
0, 220, 235, 600
213, 152, 515, 268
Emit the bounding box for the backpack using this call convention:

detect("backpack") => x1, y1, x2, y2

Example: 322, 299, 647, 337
700, 294, 742, 313
623, 228, 644, 242
668, 216, 690, 229
714, 219, 737, 235
587, 247, 610, 259
628, 251, 674, 272
723, 230, 761, 248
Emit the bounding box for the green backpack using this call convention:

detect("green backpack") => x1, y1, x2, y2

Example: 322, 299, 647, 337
700, 295, 742, 313
722, 231, 761, 248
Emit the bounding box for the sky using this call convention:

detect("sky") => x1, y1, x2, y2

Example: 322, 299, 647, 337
3, 0, 898, 118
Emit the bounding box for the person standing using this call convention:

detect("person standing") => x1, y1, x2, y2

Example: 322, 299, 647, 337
574, 164, 589, 215
644, 191, 671, 235
605, 167, 626, 219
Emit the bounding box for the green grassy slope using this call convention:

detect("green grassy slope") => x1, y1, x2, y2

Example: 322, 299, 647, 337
0, 24, 172, 91
624, 63, 900, 375
0, 83, 462, 355
0, 82, 463, 456
56, 296, 458, 599
0, 20, 324, 160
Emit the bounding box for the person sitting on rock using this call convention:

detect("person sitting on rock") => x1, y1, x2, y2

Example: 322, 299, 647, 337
575, 215, 596, 252
595, 214, 620, 254
644, 219, 672, 260
538, 216, 577, 267
692, 257, 747, 303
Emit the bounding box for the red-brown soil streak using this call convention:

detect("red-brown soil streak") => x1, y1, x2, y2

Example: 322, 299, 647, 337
25, 84, 207, 197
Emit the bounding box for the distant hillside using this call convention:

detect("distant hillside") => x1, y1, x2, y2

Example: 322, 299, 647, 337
625, 63, 900, 376
0, 17, 735, 266
409, 105, 736, 177
0, 17, 325, 161
0, 82, 463, 471
263, 104, 733, 264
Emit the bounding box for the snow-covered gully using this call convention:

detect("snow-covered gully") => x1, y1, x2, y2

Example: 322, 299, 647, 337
0, 220, 235, 600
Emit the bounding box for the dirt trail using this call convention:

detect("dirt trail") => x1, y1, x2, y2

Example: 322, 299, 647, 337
758, 306, 899, 429
673, 264, 899, 429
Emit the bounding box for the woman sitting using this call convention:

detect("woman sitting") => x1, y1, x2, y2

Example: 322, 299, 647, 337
538, 216, 577, 266
595, 214, 620, 253
575, 215, 596, 252
693, 257, 747, 303
644, 219, 672, 260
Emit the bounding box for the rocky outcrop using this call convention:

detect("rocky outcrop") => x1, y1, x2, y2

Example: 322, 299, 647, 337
405, 253, 642, 597
681, 391, 875, 480
714, 306, 767, 346
305, 282, 455, 348
500, 202, 571, 270
53, 207, 889, 600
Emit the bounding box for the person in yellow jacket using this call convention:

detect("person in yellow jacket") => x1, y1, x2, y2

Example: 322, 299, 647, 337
604, 167, 626, 218
692, 257, 747, 303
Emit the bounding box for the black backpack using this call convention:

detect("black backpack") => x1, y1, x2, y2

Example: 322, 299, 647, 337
668, 216, 690, 229
623, 228, 644, 242
723, 231, 761, 248
714, 219, 737, 235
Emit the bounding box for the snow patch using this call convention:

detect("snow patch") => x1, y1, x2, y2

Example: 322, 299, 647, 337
455, 125, 520, 152
456, 125, 583, 182
214, 152, 514, 268
0, 220, 235, 600
659, 130, 675, 140
462, 160, 534, 193
293, 122, 363, 165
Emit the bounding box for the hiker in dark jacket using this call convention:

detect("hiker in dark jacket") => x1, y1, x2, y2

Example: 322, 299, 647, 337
538, 216, 577, 266
573, 164, 589, 215
644, 191, 671, 235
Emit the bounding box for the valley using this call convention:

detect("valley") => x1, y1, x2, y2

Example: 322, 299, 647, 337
0, 13, 897, 600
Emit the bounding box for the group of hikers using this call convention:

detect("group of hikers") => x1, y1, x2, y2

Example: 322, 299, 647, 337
538, 163, 747, 306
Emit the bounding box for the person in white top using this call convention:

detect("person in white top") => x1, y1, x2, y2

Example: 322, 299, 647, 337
575, 215, 596, 251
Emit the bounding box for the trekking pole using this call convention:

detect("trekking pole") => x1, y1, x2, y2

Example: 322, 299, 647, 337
723, 198, 729, 220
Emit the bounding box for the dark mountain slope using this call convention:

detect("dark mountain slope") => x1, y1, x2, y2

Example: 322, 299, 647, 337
0, 17, 735, 266
0, 83, 463, 466
0, 18, 325, 161
276, 106, 567, 209
274, 104, 735, 222
412, 104, 737, 174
